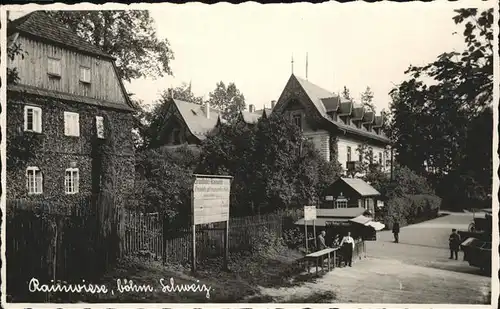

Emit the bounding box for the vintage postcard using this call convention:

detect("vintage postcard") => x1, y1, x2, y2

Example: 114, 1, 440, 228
0, 1, 498, 308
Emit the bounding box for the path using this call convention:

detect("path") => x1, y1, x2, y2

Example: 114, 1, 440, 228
256, 212, 492, 304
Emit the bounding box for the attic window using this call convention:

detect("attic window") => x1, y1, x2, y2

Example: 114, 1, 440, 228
48, 57, 61, 77
191, 110, 197, 115
80, 66, 91, 83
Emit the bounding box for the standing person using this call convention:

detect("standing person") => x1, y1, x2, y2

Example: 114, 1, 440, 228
448, 229, 461, 260
317, 230, 327, 250
392, 220, 400, 243
340, 231, 355, 267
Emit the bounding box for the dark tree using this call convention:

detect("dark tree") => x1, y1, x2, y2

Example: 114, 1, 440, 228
48, 10, 174, 82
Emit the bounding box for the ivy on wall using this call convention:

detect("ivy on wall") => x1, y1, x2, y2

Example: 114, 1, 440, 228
6, 92, 135, 204
329, 134, 339, 167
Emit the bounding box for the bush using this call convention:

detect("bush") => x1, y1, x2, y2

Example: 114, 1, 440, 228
282, 227, 304, 249
131, 145, 200, 220
383, 194, 441, 229
248, 227, 286, 257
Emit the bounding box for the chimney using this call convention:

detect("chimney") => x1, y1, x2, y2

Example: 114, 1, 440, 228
249, 104, 255, 113
205, 100, 210, 119
271, 100, 276, 109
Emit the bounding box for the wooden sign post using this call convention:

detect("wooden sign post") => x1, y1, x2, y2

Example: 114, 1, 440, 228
304, 205, 317, 252
191, 174, 233, 274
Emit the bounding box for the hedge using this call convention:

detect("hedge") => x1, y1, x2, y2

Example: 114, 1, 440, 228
383, 194, 441, 230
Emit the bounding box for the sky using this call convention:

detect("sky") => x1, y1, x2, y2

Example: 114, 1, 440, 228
7, 2, 494, 113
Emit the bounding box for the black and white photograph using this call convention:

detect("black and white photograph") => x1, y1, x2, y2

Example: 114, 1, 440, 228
0, 1, 498, 307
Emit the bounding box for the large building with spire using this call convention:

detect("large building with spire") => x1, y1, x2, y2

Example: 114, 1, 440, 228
272, 74, 392, 174
153, 74, 392, 175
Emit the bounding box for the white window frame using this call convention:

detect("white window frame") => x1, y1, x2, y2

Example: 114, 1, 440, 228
64, 112, 80, 137
24, 106, 42, 133
96, 116, 105, 139
48, 57, 62, 77
80, 66, 91, 83
64, 168, 79, 194
26, 166, 43, 195
335, 198, 348, 209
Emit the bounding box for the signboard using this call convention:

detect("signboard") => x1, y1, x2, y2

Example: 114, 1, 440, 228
325, 196, 334, 201
191, 175, 233, 273
326, 221, 351, 227
377, 200, 384, 208
192, 176, 231, 225
304, 205, 317, 221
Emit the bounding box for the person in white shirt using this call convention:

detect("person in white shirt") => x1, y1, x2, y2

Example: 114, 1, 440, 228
340, 231, 355, 267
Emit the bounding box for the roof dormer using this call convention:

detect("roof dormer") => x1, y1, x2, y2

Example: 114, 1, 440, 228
351, 106, 365, 128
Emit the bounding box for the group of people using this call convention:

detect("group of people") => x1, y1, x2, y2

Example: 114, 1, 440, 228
392, 220, 463, 260
317, 230, 356, 267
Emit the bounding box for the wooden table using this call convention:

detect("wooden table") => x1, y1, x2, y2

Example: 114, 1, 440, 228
303, 247, 338, 276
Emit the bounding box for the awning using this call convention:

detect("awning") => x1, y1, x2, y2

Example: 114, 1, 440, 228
348, 216, 385, 231
367, 221, 385, 231
349, 215, 372, 225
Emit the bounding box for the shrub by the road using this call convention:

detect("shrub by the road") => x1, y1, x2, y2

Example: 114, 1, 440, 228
370, 165, 441, 229
384, 194, 441, 229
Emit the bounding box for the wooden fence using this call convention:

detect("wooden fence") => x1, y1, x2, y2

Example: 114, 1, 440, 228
122, 208, 303, 265
123, 211, 163, 260
6, 193, 122, 302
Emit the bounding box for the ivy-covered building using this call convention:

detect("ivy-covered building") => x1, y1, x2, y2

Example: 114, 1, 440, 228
6, 11, 136, 203
272, 74, 392, 176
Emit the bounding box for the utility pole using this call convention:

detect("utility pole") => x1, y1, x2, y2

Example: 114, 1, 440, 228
306, 52, 309, 80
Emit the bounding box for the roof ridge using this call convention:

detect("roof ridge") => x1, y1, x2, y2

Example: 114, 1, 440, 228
10, 11, 113, 59
173, 98, 224, 113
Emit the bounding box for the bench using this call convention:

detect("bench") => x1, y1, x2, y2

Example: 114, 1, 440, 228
302, 247, 339, 276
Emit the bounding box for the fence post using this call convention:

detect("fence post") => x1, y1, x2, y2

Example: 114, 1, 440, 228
46, 219, 58, 302
162, 214, 167, 265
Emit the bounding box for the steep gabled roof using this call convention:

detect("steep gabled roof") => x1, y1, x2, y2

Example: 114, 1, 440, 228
275, 74, 391, 144
173, 99, 221, 140
9, 11, 135, 112
340, 177, 381, 196
240, 110, 262, 124
294, 75, 332, 116
9, 11, 113, 60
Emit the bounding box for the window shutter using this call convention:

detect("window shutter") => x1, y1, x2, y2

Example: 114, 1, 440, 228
80, 67, 91, 83
48, 58, 61, 75
36, 170, 43, 193
75, 170, 80, 193
24, 107, 30, 131
34, 108, 42, 133
64, 113, 70, 135
75, 114, 80, 136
